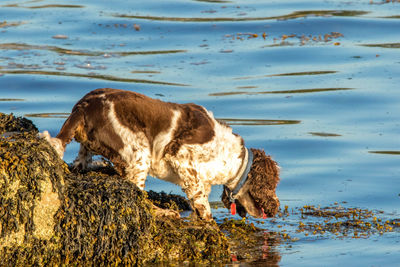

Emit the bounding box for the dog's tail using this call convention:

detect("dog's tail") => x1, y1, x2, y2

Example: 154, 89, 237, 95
56, 107, 85, 147
39, 130, 65, 159
39, 107, 84, 159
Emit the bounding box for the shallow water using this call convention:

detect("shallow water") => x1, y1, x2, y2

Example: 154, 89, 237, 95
1, 0, 399, 265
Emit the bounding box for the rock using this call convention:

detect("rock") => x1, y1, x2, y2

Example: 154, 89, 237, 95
147, 190, 191, 211
0, 113, 229, 265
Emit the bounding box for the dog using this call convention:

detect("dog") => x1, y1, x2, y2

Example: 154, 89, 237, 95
41, 88, 280, 221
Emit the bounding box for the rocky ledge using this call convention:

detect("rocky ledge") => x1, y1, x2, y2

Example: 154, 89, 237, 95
0, 113, 232, 266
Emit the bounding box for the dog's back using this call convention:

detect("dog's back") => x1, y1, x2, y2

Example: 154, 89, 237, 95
52, 89, 243, 185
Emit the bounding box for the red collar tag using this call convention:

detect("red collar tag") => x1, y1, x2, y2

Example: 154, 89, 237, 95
230, 202, 236, 215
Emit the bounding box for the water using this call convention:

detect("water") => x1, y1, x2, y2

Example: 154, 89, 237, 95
1, 0, 399, 265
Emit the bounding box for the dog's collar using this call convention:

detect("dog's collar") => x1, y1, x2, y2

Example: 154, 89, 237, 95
229, 147, 253, 202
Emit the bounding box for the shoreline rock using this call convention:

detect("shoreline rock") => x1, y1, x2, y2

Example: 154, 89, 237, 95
0, 113, 230, 265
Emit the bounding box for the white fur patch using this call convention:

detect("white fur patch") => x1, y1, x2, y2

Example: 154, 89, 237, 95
73, 144, 92, 170
107, 101, 150, 189
169, 112, 244, 188
149, 109, 180, 182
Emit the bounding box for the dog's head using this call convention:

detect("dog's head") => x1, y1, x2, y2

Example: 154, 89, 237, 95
222, 148, 280, 218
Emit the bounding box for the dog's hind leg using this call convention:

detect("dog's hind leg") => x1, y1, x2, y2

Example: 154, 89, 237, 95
72, 144, 93, 171
120, 145, 151, 190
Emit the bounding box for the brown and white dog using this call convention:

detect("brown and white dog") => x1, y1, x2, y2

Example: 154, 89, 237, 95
41, 88, 280, 221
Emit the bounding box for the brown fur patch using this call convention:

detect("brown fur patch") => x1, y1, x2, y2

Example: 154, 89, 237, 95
109, 89, 175, 147
221, 149, 280, 218
247, 148, 280, 217
221, 186, 247, 217
165, 103, 215, 156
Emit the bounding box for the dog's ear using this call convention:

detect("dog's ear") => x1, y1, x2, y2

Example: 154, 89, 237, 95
247, 149, 280, 217
221, 185, 231, 210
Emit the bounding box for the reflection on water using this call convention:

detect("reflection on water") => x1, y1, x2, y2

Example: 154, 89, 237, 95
361, 43, 400, 48
0, 43, 187, 57
114, 10, 370, 22
235, 70, 337, 80
0, 98, 24, 101
25, 4, 84, 9
25, 113, 70, 118
1, 0, 400, 265
1, 1, 83, 9
210, 88, 353, 96
218, 118, 300, 126
309, 132, 341, 137
0, 70, 187, 86
369, 151, 400, 155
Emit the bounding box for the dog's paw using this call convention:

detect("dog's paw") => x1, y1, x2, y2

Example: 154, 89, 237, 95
70, 162, 83, 173
189, 211, 213, 222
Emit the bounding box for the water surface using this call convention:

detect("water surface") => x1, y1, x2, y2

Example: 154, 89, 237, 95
1, 0, 399, 265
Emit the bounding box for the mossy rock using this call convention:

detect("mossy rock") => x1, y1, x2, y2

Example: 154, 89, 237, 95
0, 113, 230, 265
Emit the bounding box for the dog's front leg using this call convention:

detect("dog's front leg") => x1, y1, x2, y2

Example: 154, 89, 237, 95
183, 183, 213, 221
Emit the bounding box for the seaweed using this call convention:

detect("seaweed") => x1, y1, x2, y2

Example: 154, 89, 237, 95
0, 112, 37, 134
147, 190, 191, 211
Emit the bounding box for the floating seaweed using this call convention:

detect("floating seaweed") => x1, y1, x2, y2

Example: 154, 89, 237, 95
293, 204, 400, 238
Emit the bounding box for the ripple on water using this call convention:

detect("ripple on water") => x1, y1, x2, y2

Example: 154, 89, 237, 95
0, 70, 188, 86
368, 151, 400, 155
112, 10, 370, 22
0, 98, 25, 102
217, 118, 301, 126
309, 132, 341, 137
24, 113, 70, 118
361, 43, 400, 49
209, 87, 353, 96
0, 43, 187, 57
